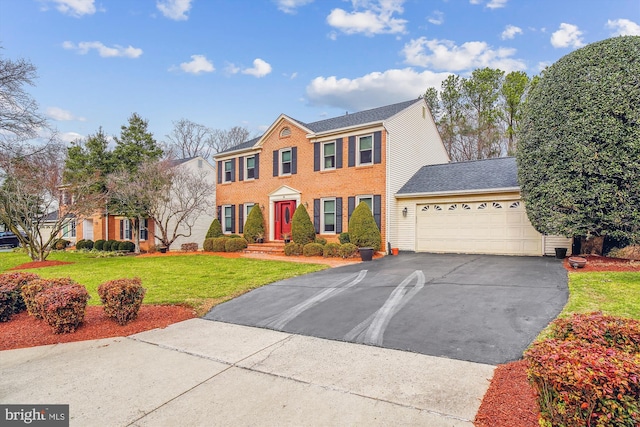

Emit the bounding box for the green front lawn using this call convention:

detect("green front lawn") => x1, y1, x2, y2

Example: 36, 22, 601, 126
562, 271, 640, 320
1, 251, 327, 314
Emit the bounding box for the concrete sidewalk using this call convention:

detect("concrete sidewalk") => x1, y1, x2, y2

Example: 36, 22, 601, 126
1, 319, 495, 426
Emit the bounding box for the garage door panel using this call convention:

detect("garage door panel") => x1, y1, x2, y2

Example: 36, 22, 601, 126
416, 201, 542, 256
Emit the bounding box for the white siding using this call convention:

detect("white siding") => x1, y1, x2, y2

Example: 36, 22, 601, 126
385, 100, 449, 251
161, 157, 217, 250
544, 235, 573, 256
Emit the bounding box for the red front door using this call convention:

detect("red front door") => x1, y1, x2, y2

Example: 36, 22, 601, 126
274, 200, 296, 240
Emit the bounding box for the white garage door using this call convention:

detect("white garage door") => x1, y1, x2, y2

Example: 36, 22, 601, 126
416, 200, 542, 256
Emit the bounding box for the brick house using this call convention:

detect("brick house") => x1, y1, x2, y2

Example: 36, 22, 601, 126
214, 99, 448, 249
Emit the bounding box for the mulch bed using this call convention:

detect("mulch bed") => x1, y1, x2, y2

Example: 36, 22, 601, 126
9, 260, 74, 270
475, 255, 640, 426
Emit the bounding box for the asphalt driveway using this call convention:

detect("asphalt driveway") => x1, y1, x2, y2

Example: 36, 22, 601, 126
205, 253, 568, 365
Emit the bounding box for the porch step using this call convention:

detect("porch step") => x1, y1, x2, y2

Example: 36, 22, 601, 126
244, 242, 286, 255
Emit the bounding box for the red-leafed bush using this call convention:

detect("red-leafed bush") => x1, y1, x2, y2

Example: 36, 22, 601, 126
35, 283, 90, 333
21, 277, 77, 319
181, 242, 198, 252
526, 313, 640, 427
0, 272, 40, 321
97, 278, 146, 325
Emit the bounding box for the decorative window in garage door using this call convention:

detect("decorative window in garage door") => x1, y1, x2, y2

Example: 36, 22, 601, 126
509, 202, 520, 209
462, 203, 471, 210
434, 205, 442, 211
478, 202, 487, 210
492, 202, 503, 209
421, 205, 429, 211
448, 204, 457, 210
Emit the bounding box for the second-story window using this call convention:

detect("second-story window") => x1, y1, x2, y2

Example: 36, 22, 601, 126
358, 135, 373, 165
280, 148, 292, 175
224, 160, 233, 182
323, 142, 335, 170
245, 156, 256, 180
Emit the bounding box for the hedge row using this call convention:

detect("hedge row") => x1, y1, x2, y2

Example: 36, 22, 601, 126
525, 313, 640, 427
0, 273, 146, 333
202, 236, 248, 252
284, 242, 358, 258
84, 239, 135, 252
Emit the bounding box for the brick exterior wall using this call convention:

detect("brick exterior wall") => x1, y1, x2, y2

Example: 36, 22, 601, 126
216, 119, 387, 245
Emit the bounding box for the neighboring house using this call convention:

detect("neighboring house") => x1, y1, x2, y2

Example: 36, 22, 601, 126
214, 98, 448, 247
396, 157, 572, 256
61, 156, 216, 251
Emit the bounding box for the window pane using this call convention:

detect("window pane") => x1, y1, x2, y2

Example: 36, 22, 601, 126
282, 163, 291, 174
281, 150, 291, 162
359, 136, 372, 150
246, 157, 255, 169
324, 143, 335, 156
324, 156, 335, 169
360, 150, 372, 164
224, 207, 232, 231
323, 200, 335, 232
225, 161, 232, 172
359, 197, 373, 211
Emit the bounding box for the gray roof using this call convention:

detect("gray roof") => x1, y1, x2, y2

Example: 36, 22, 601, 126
397, 157, 519, 195
168, 157, 196, 167
217, 99, 421, 155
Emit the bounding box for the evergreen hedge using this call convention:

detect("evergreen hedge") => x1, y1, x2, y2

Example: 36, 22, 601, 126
348, 202, 381, 250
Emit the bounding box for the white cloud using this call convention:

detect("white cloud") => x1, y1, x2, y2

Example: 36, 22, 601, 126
241, 58, 272, 78
62, 41, 143, 58
306, 68, 451, 111
177, 55, 215, 74
428, 11, 444, 25
46, 107, 86, 122
275, 0, 314, 14
606, 18, 640, 36
327, 0, 407, 36
501, 24, 522, 40
59, 131, 85, 143
44, 0, 97, 17
157, 0, 192, 21
550, 23, 585, 48
487, 0, 508, 9
402, 37, 526, 73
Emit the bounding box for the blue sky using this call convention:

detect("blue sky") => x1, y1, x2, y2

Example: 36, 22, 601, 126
1, 0, 639, 146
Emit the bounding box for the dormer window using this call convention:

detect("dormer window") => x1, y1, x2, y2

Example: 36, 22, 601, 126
280, 127, 291, 138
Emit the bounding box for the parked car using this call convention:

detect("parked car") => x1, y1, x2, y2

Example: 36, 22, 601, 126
0, 231, 21, 249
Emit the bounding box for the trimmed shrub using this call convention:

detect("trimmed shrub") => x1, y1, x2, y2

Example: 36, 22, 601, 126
284, 242, 303, 256
21, 277, 78, 319
53, 239, 70, 250
225, 237, 248, 252
35, 283, 90, 334
98, 278, 146, 325
118, 241, 135, 252
323, 242, 341, 258
107, 240, 119, 251
211, 237, 229, 252
291, 204, 316, 245
303, 243, 324, 257
243, 205, 265, 243
339, 232, 350, 244
228, 234, 242, 238
348, 202, 381, 250
338, 243, 358, 259
526, 313, 640, 427
202, 238, 215, 252
181, 242, 198, 252
0, 272, 40, 321
315, 237, 327, 245
206, 218, 223, 239
94, 239, 106, 251
76, 239, 94, 250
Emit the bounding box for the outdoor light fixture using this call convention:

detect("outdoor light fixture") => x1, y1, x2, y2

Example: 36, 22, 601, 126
402, 207, 408, 217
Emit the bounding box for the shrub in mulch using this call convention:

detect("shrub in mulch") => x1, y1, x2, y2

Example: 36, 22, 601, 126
181, 242, 199, 252
21, 277, 78, 319
98, 278, 146, 325
525, 313, 640, 427
35, 283, 90, 334
284, 242, 303, 256
323, 242, 341, 258
303, 242, 324, 257
0, 272, 40, 322
338, 243, 358, 259
224, 237, 248, 252
211, 237, 229, 252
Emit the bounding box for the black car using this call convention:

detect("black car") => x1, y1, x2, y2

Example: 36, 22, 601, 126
0, 231, 21, 249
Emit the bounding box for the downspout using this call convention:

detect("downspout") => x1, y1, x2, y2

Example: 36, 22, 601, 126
105, 205, 108, 240
385, 129, 391, 254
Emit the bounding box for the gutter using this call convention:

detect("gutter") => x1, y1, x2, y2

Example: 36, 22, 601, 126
395, 186, 521, 199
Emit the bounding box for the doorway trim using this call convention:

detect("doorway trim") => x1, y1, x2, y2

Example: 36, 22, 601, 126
268, 185, 301, 241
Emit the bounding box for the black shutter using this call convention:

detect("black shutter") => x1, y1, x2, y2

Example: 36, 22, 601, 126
230, 204, 236, 233
336, 138, 343, 169
254, 153, 260, 179
273, 150, 278, 176
217, 161, 222, 184
238, 204, 244, 234
230, 158, 236, 182
348, 136, 356, 167
119, 219, 124, 240
374, 131, 382, 164
336, 197, 343, 234
373, 195, 381, 231
314, 143, 320, 171
348, 197, 355, 222
239, 156, 244, 182
313, 199, 320, 234
217, 206, 222, 221
291, 147, 297, 174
